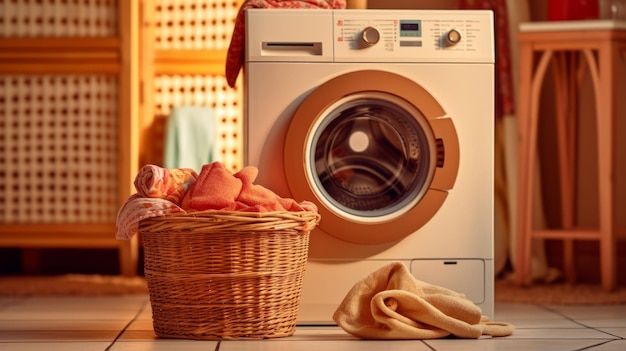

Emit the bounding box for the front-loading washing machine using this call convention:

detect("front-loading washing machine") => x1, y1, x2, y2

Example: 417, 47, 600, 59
244, 9, 495, 324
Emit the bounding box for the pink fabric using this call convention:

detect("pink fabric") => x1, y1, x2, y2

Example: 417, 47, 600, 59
116, 165, 196, 240
225, 0, 346, 88
115, 195, 185, 240
134, 164, 197, 205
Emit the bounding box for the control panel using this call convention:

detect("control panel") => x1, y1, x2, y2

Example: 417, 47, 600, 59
246, 9, 494, 63
333, 10, 494, 63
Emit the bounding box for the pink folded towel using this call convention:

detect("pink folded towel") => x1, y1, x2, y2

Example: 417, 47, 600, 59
225, 0, 346, 87
181, 162, 317, 212
333, 262, 515, 339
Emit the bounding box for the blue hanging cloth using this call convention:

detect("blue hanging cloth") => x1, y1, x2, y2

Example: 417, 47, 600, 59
163, 105, 216, 173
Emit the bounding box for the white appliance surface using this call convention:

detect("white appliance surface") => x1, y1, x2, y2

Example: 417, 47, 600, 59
244, 9, 495, 324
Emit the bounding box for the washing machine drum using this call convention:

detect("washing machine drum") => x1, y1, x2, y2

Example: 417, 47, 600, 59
284, 70, 460, 245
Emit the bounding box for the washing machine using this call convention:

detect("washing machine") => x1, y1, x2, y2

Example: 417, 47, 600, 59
244, 9, 495, 324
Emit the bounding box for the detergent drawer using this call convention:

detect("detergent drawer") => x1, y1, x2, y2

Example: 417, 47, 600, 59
410, 259, 485, 304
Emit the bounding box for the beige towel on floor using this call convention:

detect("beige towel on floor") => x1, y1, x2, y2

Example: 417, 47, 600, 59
333, 262, 515, 339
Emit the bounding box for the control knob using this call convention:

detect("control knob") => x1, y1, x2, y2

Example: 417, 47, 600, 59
445, 29, 462, 45
361, 26, 380, 46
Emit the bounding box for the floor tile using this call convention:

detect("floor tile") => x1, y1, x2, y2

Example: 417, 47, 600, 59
588, 340, 626, 351
289, 326, 354, 341
424, 339, 608, 351
545, 305, 626, 329
109, 340, 218, 351
0, 319, 128, 331
0, 296, 148, 321
119, 319, 159, 341
597, 328, 626, 338
0, 342, 113, 351
0, 295, 624, 351
220, 339, 432, 351
547, 305, 626, 321
0, 330, 119, 342
505, 327, 619, 340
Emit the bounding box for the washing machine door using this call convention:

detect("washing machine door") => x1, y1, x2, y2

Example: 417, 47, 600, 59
284, 70, 459, 245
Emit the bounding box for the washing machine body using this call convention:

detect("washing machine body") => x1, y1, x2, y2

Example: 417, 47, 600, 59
244, 9, 495, 324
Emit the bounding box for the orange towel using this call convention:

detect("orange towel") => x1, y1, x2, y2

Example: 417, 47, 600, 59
225, 0, 347, 87
180, 162, 243, 211
233, 166, 310, 212
333, 262, 515, 339
181, 161, 318, 212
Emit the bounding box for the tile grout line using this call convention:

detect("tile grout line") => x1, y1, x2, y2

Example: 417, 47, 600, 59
540, 305, 625, 340
103, 298, 150, 351
573, 339, 622, 351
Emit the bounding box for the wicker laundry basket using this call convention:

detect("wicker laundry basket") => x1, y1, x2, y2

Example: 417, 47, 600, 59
139, 210, 320, 340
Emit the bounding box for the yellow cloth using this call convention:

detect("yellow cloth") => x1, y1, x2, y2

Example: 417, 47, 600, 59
333, 262, 515, 339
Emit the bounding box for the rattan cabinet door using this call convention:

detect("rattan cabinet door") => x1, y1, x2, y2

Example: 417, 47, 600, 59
0, 1, 139, 276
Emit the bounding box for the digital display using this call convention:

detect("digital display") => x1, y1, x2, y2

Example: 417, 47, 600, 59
401, 23, 419, 31
399, 20, 421, 37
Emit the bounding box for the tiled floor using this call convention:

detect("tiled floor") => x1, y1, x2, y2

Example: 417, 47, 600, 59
0, 295, 624, 351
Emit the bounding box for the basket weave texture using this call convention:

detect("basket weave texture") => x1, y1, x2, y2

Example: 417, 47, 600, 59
140, 210, 320, 340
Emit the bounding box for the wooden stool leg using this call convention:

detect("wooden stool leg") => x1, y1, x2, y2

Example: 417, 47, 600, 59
594, 44, 617, 291
552, 52, 579, 284
563, 240, 576, 284
600, 237, 617, 291
516, 49, 554, 286
515, 42, 533, 286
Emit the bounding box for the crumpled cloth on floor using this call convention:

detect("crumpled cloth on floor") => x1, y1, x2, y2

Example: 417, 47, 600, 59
116, 162, 317, 239
180, 162, 317, 212
225, 0, 346, 87
333, 262, 515, 339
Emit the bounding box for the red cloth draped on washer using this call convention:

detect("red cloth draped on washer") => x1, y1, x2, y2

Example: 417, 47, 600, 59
225, 0, 347, 88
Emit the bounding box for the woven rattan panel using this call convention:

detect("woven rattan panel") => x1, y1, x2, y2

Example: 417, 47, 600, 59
0, 0, 118, 37
0, 75, 119, 223
154, 75, 242, 172
154, 0, 239, 50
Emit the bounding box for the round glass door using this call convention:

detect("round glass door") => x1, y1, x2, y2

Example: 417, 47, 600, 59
284, 70, 459, 244
307, 92, 436, 222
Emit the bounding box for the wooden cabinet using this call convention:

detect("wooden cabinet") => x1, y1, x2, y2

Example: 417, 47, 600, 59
0, 0, 243, 276
0, 0, 384, 276
0, 1, 139, 275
